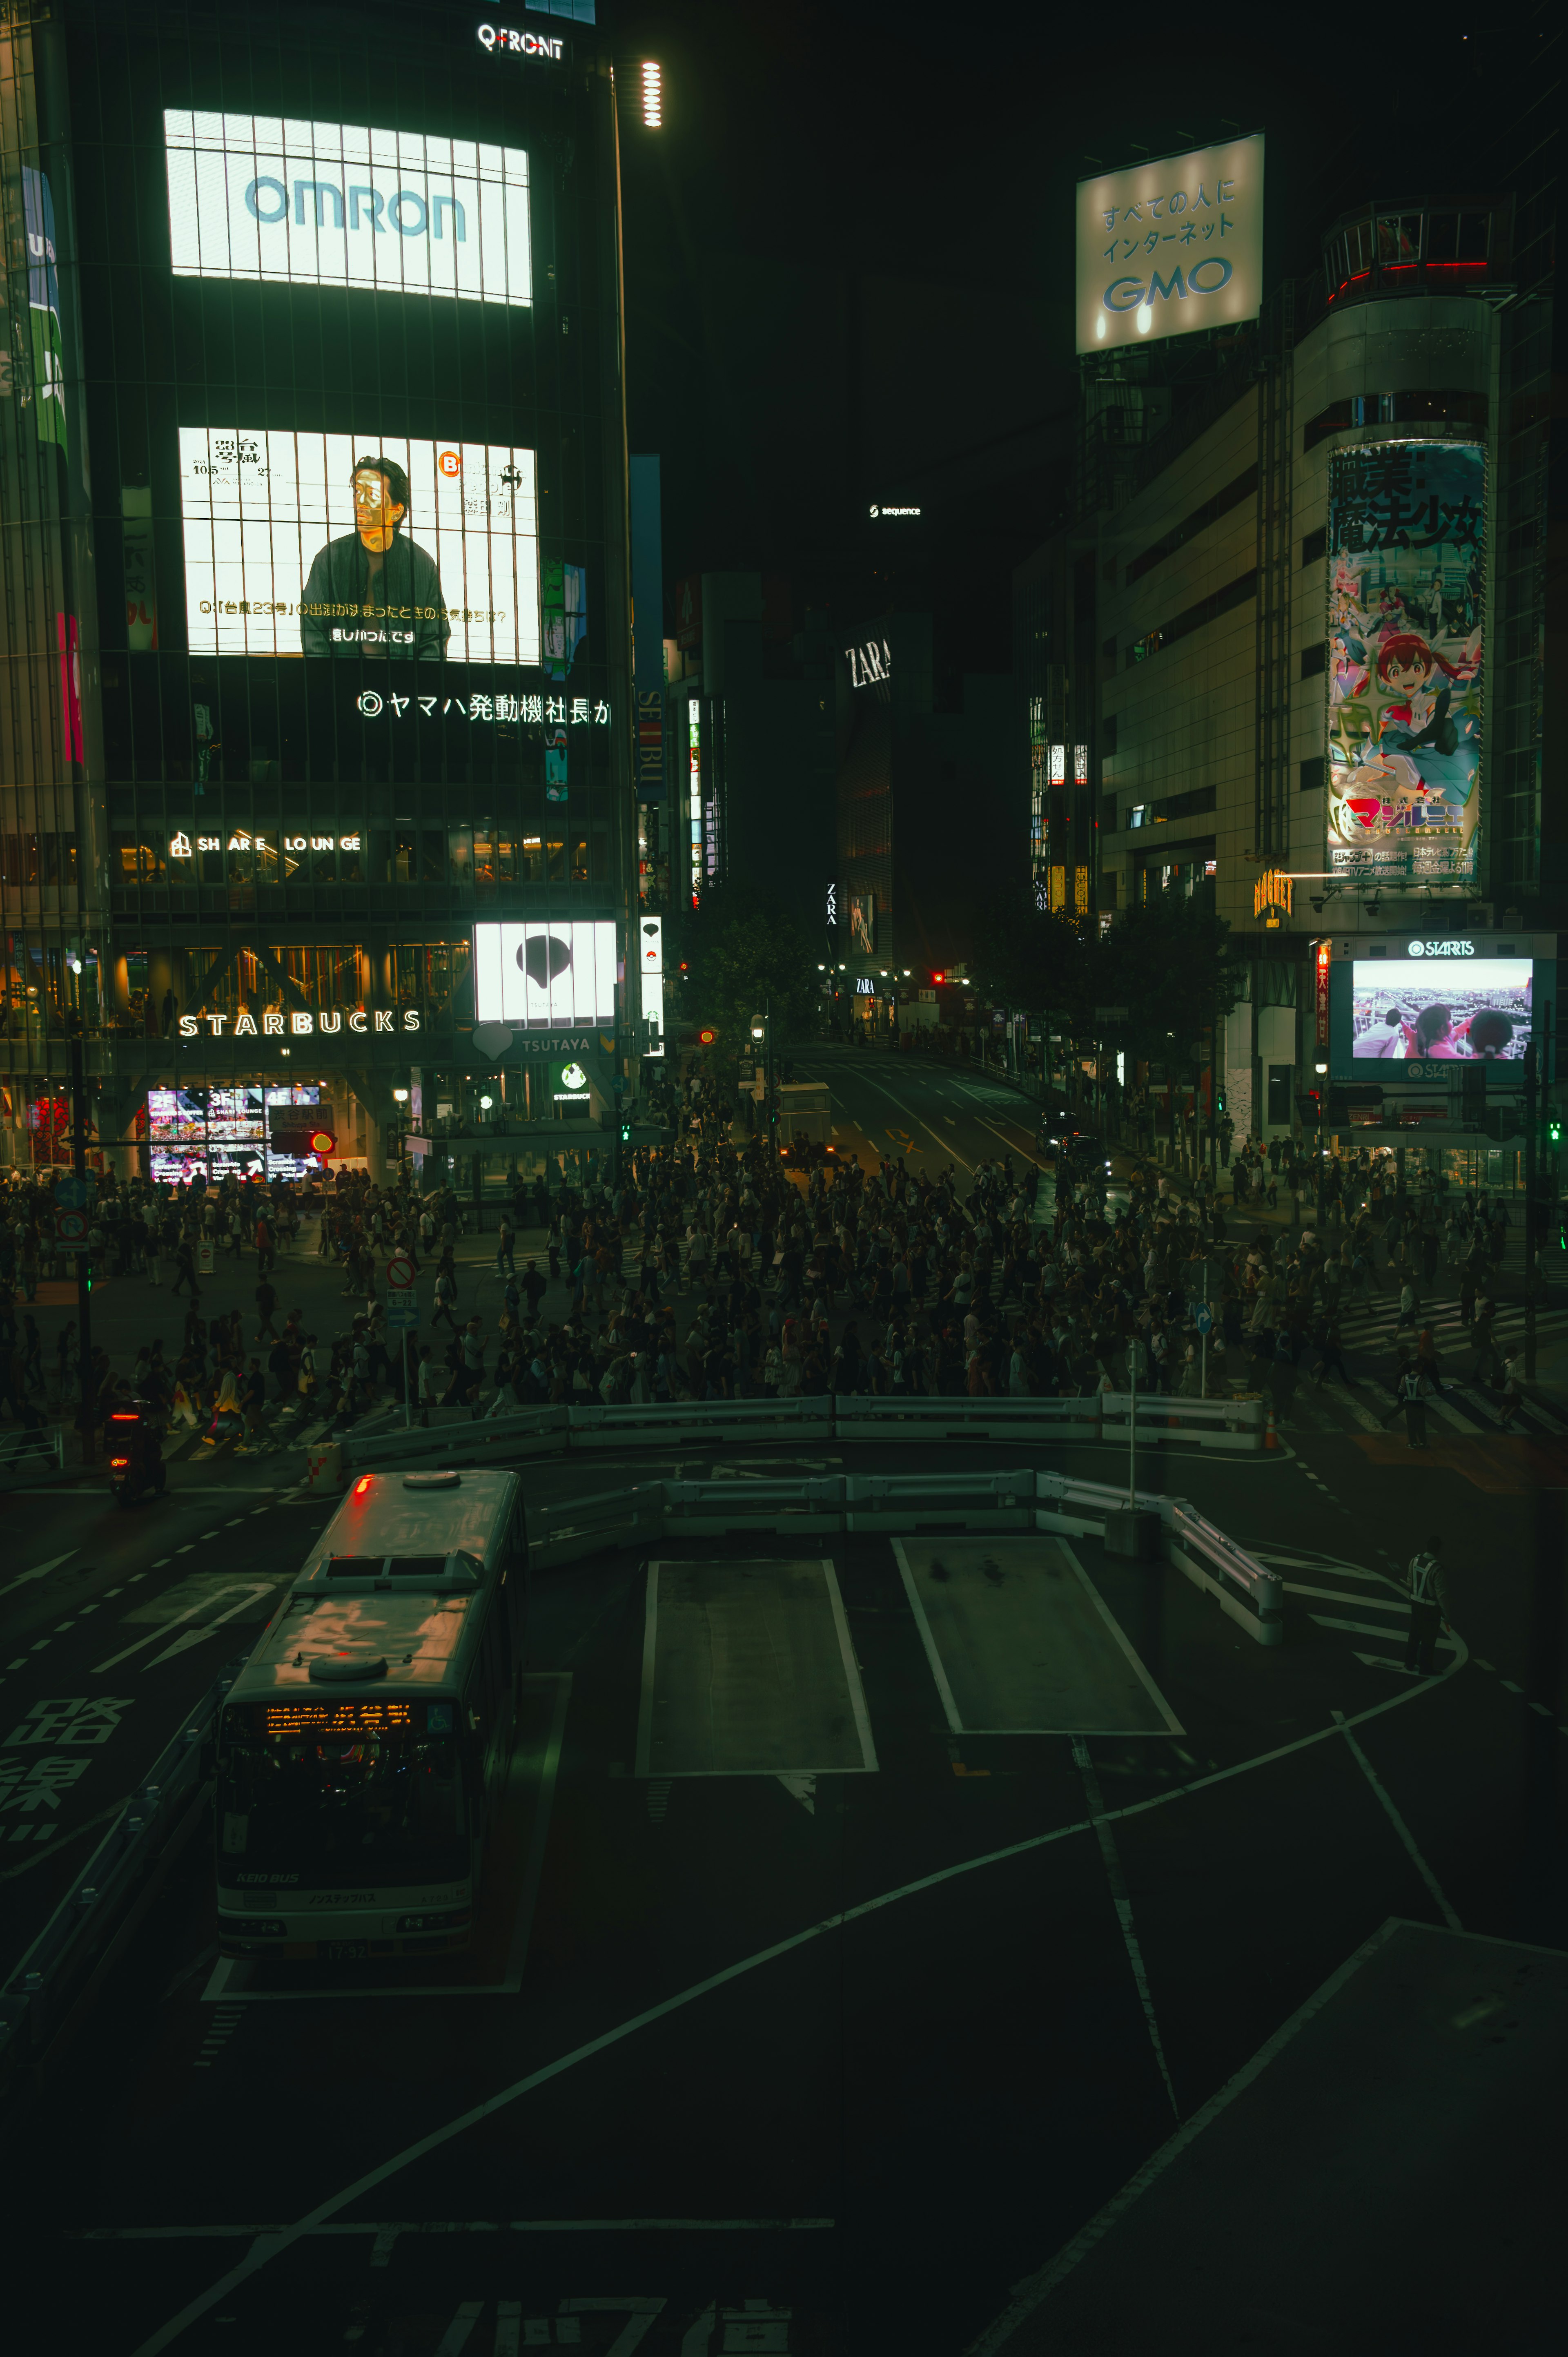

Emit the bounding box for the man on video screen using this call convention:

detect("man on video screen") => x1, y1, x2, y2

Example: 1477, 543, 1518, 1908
300, 454, 450, 659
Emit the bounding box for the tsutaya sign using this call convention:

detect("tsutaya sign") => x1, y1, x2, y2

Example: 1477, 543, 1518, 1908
177, 1006, 421, 1037
1077, 134, 1263, 355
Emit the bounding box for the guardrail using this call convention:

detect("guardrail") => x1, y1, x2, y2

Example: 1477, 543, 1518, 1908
832, 1396, 1100, 1444
1100, 1393, 1265, 1451
0, 1656, 246, 2096
571, 1397, 833, 1450
524, 1469, 1281, 1643
0, 1426, 66, 1490
330, 1386, 1261, 1478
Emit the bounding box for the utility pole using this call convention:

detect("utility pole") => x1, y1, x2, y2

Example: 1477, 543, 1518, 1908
69, 1031, 94, 1462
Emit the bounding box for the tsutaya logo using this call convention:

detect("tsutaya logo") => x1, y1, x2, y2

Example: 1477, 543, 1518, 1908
178, 1008, 421, 1038
846, 638, 892, 689
1406, 939, 1476, 958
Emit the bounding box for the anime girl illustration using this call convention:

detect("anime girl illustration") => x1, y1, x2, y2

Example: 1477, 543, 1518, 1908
1374, 627, 1481, 825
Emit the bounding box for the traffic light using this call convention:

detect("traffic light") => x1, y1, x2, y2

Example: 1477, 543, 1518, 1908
1550, 1116, 1561, 1147
620, 1120, 631, 1144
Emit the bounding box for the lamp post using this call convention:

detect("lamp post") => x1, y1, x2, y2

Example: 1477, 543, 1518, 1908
751, 1004, 774, 1153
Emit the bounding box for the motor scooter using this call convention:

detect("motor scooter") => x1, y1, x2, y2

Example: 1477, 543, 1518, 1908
108, 1405, 166, 1506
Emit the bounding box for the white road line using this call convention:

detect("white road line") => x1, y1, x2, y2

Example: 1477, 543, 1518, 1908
1312, 1612, 1456, 1650
432, 2303, 483, 2357
92, 1581, 271, 1676
891, 1539, 964, 1734
128, 1648, 1470, 2357
821, 1556, 879, 1773
1282, 1583, 1405, 1609
633, 1561, 659, 1781
1332, 1710, 1462, 1930
962, 1918, 1432, 2355
1073, 1737, 1178, 2116
0, 1551, 76, 1599
1062, 1542, 1185, 1736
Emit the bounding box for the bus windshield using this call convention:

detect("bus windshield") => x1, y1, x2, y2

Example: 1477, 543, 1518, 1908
217, 1728, 467, 1888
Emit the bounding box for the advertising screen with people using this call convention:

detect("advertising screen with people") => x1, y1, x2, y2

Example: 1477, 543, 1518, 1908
1350, 956, 1531, 1072
180, 430, 541, 665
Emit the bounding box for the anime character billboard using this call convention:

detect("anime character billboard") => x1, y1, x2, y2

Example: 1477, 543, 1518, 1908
1325, 441, 1484, 889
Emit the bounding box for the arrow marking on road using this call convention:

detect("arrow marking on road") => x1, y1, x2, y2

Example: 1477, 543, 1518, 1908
0, 1551, 76, 1599
93, 1581, 277, 1675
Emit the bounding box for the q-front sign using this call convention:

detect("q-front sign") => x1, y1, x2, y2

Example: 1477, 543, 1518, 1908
1077, 134, 1263, 355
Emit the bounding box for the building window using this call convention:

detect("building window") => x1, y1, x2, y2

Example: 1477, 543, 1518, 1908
1300, 641, 1326, 679
1299, 756, 1324, 794
1301, 526, 1325, 568
1124, 464, 1258, 587
1126, 570, 1258, 668
1128, 805, 1145, 830
1102, 713, 1118, 756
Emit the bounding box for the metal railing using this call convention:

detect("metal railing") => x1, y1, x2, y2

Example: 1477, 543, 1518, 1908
330, 1387, 1261, 1478
525, 1468, 1282, 1645
0, 1427, 65, 1489
0, 1656, 246, 2092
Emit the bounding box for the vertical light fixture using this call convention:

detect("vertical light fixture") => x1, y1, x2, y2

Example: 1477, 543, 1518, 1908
640, 61, 662, 127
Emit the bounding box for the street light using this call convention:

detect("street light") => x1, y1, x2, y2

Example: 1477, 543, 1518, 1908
392, 1087, 409, 1104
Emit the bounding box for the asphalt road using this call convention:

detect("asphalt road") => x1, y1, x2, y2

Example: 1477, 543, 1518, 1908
3, 1052, 1564, 2357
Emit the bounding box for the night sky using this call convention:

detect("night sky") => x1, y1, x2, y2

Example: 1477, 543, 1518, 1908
611, 0, 1559, 638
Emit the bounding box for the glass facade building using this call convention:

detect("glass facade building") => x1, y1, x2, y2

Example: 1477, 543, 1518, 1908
0, 0, 634, 1178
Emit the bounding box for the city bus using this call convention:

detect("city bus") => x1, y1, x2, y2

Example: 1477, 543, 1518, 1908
214, 1467, 525, 1963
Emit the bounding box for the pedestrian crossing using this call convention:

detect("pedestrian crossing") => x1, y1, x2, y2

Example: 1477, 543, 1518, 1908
1281, 1284, 1568, 1444
1254, 1549, 1454, 1680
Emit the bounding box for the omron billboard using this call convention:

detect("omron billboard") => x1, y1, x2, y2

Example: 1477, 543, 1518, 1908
1076, 134, 1263, 355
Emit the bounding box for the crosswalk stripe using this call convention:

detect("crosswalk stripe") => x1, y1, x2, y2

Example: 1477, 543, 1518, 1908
1311, 1612, 1457, 1649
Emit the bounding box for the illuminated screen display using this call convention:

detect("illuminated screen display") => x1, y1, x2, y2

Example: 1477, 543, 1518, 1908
179, 430, 541, 666
472, 919, 617, 1026
256, 1699, 419, 1737
849, 894, 875, 954
1327, 441, 1484, 889
148, 1085, 323, 1183
1351, 957, 1531, 1074
164, 112, 531, 308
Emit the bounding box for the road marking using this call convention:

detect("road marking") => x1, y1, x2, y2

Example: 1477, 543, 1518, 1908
1331, 1710, 1462, 1930
1283, 1583, 1405, 1609
1311, 1611, 1454, 1648
1073, 1736, 1178, 2116
92, 1581, 275, 1675
890, 1540, 964, 1733
823, 1556, 879, 1773
0, 1551, 76, 1599
1062, 1543, 1185, 1735
962, 1918, 1464, 2355
129, 1648, 1470, 2357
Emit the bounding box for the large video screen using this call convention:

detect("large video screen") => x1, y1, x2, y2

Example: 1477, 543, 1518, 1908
165, 113, 531, 308
473, 920, 617, 1028
1351, 957, 1530, 1069
147, 1085, 323, 1185
179, 430, 541, 665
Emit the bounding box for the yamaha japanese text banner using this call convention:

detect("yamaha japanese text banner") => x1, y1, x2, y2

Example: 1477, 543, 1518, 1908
1327, 439, 1485, 890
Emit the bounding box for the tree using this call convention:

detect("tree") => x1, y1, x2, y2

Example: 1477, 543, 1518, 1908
1098, 893, 1241, 1068
968, 890, 1091, 1028
667, 882, 823, 1052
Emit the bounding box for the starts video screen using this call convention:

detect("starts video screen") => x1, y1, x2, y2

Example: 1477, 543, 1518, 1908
180, 430, 541, 666
1351, 958, 1532, 1065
